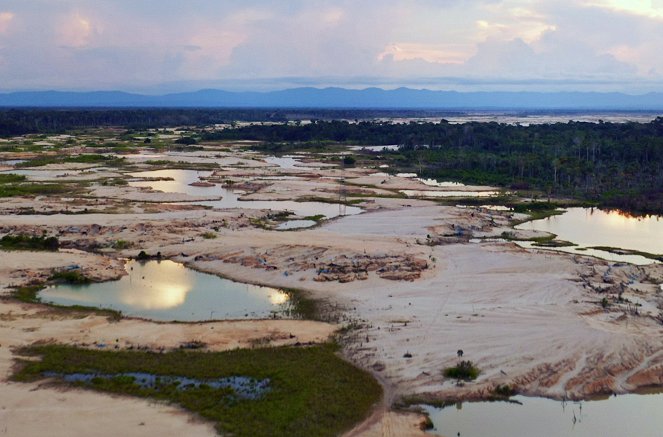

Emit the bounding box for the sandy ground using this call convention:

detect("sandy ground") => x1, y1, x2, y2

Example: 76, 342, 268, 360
1, 144, 662, 436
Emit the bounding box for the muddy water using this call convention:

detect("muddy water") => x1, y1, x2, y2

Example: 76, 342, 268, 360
515, 208, 663, 264
40, 260, 294, 321
424, 393, 663, 437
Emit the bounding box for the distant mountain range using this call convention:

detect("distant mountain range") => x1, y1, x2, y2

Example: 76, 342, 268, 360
0, 87, 662, 110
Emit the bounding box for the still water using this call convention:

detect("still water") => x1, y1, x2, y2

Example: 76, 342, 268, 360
424, 393, 663, 437
129, 169, 362, 219
40, 260, 294, 321
401, 189, 502, 198
515, 208, 663, 264
128, 169, 218, 197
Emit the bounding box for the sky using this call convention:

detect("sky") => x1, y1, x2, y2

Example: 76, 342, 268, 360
1, 0, 663, 93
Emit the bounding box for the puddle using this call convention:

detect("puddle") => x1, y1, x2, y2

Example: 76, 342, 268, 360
43, 372, 269, 399
423, 393, 663, 437
276, 220, 318, 230
40, 260, 295, 321
264, 156, 305, 169
515, 208, 663, 264
0, 159, 27, 166
128, 169, 218, 197
196, 196, 361, 219
401, 189, 502, 198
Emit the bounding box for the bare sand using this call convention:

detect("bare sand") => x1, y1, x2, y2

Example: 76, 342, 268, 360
1, 145, 662, 436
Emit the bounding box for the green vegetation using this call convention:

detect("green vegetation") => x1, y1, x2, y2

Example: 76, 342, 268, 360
12, 284, 44, 304
342, 155, 356, 166
174, 136, 198, 145
0, 176, 70, 197
303, 214, 326, 222
49, 270, 91, 284
0, 234, 59, 251
0, 173, 26, 184
111, 239, 131, 250
16, 154, 125, 168
201, 231, 217, 239
443, 360, 480, 381
214, 119, 663, 215
11, 284, 122, 320
590, 246, 663, 262
14, 343, 382, 437
493, 384, 517, 398
531, 240, 576, 248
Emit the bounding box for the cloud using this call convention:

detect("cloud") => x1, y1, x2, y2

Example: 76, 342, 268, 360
0, 11, 14, 34
0, 0, 662, 92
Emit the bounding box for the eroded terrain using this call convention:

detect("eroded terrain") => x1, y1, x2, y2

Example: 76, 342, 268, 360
1, 131, 662, 436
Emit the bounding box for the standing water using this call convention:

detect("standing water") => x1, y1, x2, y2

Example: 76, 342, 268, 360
515, 208, 663, 264
423, 393, 663, 437
40, 260, 295, 321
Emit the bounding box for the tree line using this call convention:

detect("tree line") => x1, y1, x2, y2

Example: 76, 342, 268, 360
214, 119, 663, 214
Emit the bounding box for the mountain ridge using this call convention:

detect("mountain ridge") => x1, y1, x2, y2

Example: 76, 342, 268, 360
1, 87, 662, 109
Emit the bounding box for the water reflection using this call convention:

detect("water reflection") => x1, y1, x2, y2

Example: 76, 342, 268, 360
516, 208, 663, 263
40, 260, 294, 321
129, 169, 362, 219
128, 169, 217, 197
424, 393, 663, 437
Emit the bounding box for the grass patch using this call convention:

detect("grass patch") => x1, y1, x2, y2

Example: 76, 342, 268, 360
13, 343, 382, 437
10, 284, 122, 320
15, 154, 125, 168
144, 160, 219, 170
201, 231, 217, 239
303, 214, 325, 222
590, 246, 663, 262
49, 270, 91, 284
0, 234, 59, 251
443, 360, 480, 381
531, 240, 576, 248
0, 181, 70, 197
12, 284, 44, 303
0, 174, 27, 184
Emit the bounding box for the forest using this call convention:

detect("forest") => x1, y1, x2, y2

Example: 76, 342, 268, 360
0, 108, 457, 135
211, 119, 663, 214
1, 109, 661, 214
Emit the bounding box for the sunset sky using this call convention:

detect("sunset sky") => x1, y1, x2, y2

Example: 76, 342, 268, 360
1, 0, 663, 93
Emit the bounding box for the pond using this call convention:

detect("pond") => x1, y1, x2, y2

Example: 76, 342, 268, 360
275, 219, 318, 230
423, 393, 663, 437
40, 260, 295, 321
128, 169, 218, 197
264, 156, 306, 169
129, 169, 362, 219
43, 372, 270, 399
515, 208, 663, 264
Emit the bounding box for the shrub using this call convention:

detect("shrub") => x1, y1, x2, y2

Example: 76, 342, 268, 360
0, 234, 59, 251
443, 360, 480, 381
